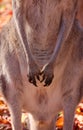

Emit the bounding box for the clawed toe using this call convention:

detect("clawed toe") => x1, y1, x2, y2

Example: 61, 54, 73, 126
44, 75, 54, 86
28, 75, 37, 87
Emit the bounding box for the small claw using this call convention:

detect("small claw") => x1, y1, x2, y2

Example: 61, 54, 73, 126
44, 75, 54, 87
28, 76, 32, 83
44, 78, 52, 86
32, 77, 37, 87
28, 75, 37, 87
36, 75, 40, 81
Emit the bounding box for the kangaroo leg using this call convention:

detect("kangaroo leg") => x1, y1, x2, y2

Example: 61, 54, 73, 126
62, 72, 81, 130
0, 75, 22, 130
0, 49, 23, 130
62, 95, 79, 130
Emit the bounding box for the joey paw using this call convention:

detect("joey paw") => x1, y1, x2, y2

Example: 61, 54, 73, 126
40, 63, 54, 86
27, 61, 40, 87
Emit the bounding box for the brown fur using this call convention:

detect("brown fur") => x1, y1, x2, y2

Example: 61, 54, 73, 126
12, 0, 78, 86
0, 0, 83, 130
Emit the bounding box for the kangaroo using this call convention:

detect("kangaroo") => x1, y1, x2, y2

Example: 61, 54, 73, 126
12, 0, 78, 86
0, 0, 83, 130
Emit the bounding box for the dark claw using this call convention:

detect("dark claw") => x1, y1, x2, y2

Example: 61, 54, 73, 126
28, 75, 37, 87
36, 75, 40, 81
32, 77, 37, 86
44, 78, 52, 86
44, 75, 54, 87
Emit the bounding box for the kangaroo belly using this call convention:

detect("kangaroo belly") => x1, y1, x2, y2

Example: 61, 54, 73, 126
22, 81, 62, 120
